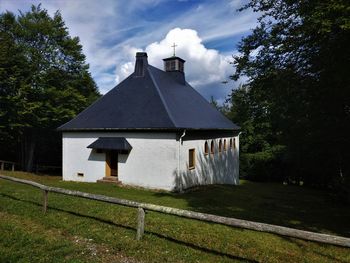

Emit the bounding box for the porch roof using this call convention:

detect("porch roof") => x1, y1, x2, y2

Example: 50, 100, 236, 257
87, 137, 132, 151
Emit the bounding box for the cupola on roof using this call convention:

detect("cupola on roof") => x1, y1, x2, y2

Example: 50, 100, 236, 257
163, 56, 185, 72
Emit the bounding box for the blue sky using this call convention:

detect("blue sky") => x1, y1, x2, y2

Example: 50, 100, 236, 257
0, 0, 257, 103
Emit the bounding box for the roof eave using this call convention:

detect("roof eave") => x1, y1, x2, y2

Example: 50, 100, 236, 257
57, 127, 240, 132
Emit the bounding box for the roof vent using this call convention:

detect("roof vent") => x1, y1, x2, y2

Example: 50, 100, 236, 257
134, 52, 148, 77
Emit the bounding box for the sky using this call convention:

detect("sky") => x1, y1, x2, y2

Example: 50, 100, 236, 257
0, 0, 258, 103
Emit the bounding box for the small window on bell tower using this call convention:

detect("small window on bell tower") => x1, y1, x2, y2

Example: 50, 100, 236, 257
169, 60, 176, 71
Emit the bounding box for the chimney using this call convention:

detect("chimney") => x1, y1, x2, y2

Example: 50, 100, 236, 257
134, 52, 148, 77
163, 56, 186, 84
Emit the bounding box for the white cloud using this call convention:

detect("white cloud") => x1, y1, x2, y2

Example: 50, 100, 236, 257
115, 28, 233, 95
1, 0, 257, 100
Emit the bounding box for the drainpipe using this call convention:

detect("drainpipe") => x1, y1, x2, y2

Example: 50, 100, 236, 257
237, 131, 242, 184
177, 130, 186, 192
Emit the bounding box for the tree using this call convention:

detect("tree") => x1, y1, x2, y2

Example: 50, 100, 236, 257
226, 84, 285, 181
0, 5, 100, 171
230, 1, 350, 192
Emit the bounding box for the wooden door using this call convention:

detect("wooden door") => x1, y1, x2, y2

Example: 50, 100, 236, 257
110, 151, 118, 177
106, 151, 118, 177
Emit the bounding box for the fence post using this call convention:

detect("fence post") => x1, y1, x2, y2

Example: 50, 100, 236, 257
136, 207, 145, 240
43, 190, 48, 213
1, 162, 4, 170
11, 163, 15, 171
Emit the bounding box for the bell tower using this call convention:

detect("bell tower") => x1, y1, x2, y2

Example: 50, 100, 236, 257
163, 43, 185, 73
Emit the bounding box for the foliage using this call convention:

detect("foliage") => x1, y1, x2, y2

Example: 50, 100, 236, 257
1, 171, 350, 262
241, 145, 286, 182
0, 5, 100, 169
229, 0, 350, 192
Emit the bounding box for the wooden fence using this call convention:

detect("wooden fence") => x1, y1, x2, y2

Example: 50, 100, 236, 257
0, 174, 349, 247
0, 160, 16, 171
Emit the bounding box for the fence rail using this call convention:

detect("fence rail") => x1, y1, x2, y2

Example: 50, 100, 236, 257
0, 174, 349, 247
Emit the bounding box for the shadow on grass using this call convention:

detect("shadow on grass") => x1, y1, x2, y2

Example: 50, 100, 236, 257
0, 193, 257, 263
279, 235, 349, 263
153, 182, 350, 237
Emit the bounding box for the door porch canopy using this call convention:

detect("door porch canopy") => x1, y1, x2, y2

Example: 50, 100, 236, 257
87, 137, 132, 153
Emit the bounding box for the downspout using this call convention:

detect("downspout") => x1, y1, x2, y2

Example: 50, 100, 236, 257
177, 129, 186, 192
237, 131, 242, 184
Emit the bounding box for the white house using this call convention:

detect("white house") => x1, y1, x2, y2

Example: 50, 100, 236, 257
58, 52, 240, 191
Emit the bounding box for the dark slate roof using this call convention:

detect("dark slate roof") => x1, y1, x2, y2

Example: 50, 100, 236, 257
87, 137, 132, 151
58, 53, 239, 131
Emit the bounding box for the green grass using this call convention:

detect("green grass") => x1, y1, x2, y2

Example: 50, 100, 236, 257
0, 171, 349, 262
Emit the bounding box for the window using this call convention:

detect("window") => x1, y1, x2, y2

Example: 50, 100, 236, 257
229, 138, 233, 149
165, 60, 176, 71
170, 61, 176, 70
223, 139, 227, 151
189, 149, 195, 169
77, 172, 84, 177
233, 138, 236, 150
179, 61, 184, 72
166, 60, 176, 71
210, 141, 214, 155
219, 140, 222, 153
204, 142, 209, 155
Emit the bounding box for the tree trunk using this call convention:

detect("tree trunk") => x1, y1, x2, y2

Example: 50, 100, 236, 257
21, 130, 36, 172
25, 139, 35, 171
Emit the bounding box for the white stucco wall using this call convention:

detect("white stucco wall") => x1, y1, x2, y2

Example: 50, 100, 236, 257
62, 132, 239, 191
62, 132, 178, 190
176, 136, 239, 190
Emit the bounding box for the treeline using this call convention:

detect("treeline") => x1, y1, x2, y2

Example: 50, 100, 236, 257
224, 1, 350, 199
0, 5, 100, 171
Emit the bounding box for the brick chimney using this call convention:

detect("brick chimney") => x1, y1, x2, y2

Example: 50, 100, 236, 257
134, 52, 148, 77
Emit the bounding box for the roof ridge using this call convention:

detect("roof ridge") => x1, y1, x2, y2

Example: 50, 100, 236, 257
147, 66, 177, 127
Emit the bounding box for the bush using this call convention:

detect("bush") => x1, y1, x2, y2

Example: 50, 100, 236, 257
240, 145, 286, 182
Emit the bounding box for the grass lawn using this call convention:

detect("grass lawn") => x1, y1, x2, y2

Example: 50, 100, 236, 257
0, 171, 349, 262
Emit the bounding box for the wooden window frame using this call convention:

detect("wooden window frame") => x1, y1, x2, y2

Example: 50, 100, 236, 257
204, 141, 209, 155
170, 60, 176, 70
179, 61, 184, 72
210, 141, 214, 155
189, 149, 195, 170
